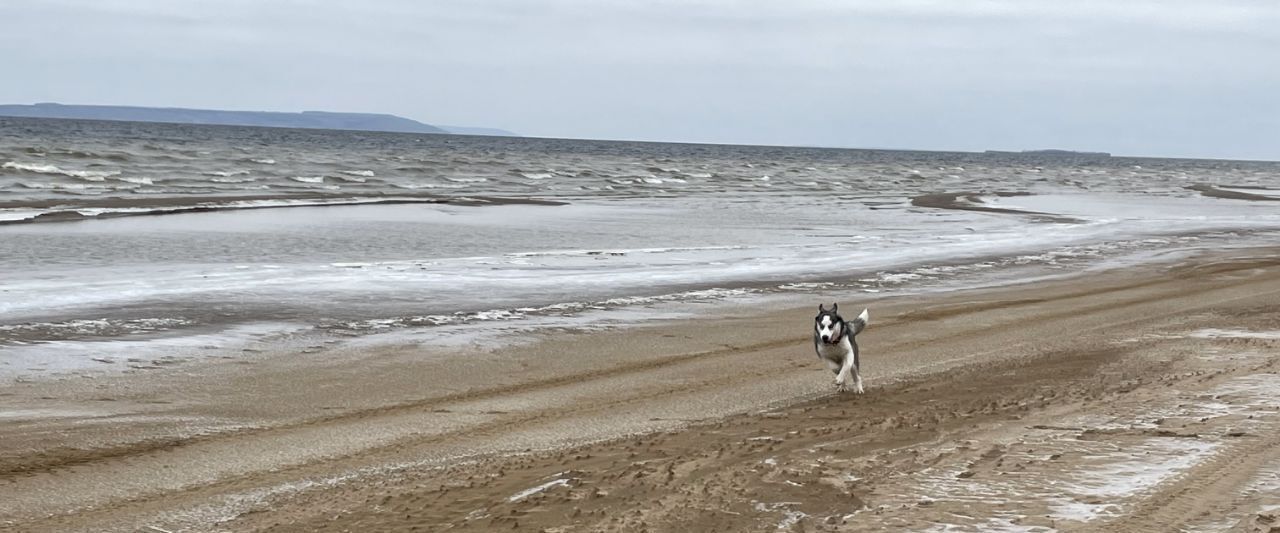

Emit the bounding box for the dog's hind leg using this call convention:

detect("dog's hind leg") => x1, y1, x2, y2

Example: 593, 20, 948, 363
849, 341, 865, 394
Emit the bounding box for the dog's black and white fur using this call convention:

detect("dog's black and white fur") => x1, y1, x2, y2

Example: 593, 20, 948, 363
814, 303, 870, 393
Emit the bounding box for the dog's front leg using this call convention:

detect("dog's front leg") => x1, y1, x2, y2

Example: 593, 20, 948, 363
835, 357, 855, 392
836, 357, 865, 394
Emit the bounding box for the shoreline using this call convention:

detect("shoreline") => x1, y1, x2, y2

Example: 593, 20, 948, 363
2, 244, 1279, 531
4, 226, 1268, 384
0, 192, 566, 225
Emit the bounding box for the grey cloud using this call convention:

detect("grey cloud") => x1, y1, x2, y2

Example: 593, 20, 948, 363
1, 0, 1277, 159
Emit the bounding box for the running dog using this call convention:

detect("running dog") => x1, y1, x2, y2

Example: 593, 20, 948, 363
814, 303, 870, 393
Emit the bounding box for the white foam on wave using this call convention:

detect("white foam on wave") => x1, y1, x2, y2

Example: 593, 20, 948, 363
391, 182, 465, 189
606, 176, 686, 185
114, 176, 154, 185
3, 161, 120, 180
341, 170, 375, 178
289, 176, 325, 184
444, 177, 488, 183
0, 209, 49, 222
0, 317, 194, 343
521, 172, 554, 180
250, 158, 276, 165
203, 170, 250, 178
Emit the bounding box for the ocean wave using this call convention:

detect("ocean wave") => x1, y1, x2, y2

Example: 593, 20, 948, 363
210, 175, 258, 183
3, 161, 121, 180
391, 182, 466, 189
341, 170, 376, 178
114, 176, 155, 185
444, 177, 488, 183
0, 317, 194, 344
289, 176, 325, 184
14, 148, 130, 161
250, 158, 277, 165
605, 175, 689, 186
521, 172, 554, 180
203, 170, 250, 178
18, 181, 110, 191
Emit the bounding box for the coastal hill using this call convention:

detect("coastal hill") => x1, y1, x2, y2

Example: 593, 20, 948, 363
0, 103, 517, 136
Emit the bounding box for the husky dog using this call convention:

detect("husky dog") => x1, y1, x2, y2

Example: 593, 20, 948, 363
814, 303, 870, 393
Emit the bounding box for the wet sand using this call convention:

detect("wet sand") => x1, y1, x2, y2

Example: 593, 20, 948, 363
1186, 183, 1280, 202
3, 246, 1280, 532
910, 191, 1083, 223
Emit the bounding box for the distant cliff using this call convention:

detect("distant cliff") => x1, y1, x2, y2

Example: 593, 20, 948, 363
0, 103, 514, 136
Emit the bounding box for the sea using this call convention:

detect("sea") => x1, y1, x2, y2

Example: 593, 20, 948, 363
2, 116, 1278, 379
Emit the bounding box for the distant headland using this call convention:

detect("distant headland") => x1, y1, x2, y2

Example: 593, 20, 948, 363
0, 103, 517, 137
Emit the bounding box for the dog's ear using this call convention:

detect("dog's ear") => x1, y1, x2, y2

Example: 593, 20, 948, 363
818, 303, 825, 312
831, 302, 838, 313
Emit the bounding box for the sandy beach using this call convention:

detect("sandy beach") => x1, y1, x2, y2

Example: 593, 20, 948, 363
0, 245, 1277, 532
5, 2, 1279, 531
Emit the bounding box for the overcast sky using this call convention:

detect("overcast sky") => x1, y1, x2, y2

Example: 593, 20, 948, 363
2, 0, 1277, 159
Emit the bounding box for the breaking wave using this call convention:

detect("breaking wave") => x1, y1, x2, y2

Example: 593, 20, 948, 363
3, 161, 121, 180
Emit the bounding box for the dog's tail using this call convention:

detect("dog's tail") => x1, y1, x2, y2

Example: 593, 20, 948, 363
849, 308, 869, 336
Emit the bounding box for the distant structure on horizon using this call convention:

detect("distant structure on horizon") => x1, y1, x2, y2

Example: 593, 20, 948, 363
0, 103, 518, 137
985, 149, 1111, 157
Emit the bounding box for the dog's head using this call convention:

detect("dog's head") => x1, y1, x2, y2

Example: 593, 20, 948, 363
815, 303, 869, 344
815, 303, 843, 344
